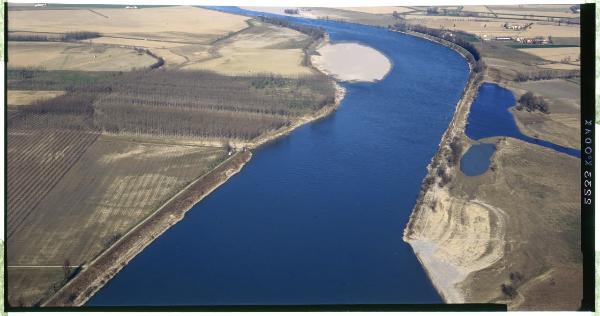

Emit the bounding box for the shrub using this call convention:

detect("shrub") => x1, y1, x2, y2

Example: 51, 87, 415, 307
517, 92, 549, 114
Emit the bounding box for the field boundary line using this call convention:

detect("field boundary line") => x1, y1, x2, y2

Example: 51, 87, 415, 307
41, 151, 240, 305
86, 152, 237, 268
8, 265, 83, 268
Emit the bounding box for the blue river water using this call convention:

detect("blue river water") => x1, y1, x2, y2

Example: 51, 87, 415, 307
460, 143, 497, 176
87, 7, 470, 306
465, 83, 580, 158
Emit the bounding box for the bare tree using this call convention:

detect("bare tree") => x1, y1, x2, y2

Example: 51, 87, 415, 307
63, 259, 71, 280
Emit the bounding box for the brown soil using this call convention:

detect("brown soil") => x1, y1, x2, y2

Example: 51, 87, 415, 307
42, 151, 252, 306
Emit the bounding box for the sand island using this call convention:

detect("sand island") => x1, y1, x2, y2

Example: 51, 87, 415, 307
311, 42, 392, 82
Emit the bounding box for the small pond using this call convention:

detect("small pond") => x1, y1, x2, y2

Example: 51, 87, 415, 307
460, 143, 496, 176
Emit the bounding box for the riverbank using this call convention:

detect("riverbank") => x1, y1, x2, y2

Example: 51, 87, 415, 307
43, 92, 346, 306
43, 151, 252, 306
245, 82, 346, 149
402, 39, 581, 308
401, 29, 481, 303
40, 29, 346, 307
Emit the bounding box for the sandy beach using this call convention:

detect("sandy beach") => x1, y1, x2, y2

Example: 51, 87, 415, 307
239, 6, 319, 19
311, 42, 392, 82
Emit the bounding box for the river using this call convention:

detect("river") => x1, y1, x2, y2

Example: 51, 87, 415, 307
87, 7, 469, 306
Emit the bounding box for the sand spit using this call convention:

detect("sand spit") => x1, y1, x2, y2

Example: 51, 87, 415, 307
407, 190, 507, 303
311, 42, 392, 82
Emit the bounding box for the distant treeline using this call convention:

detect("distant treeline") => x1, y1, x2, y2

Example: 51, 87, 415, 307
255, 16, 325, 68
134, 48, 165, 69
517, 92, 549, 113
8, 68, 121, 90
9, 93, 97, 131
93, 70, 335, 140
390, 22, 480, 62
9, 69, 336, 141
515, 69, 579, 82
8, 31, 101, 42
257, 16, 325, 40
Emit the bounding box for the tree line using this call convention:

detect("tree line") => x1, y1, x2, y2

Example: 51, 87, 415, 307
256, 16, 325, 40
517, 92, 549, 114
8, 31, 101, 42
515, 69, 579, 82
92, 69, 335, 140
390, 22, 481, 62
9, 69, 336, 142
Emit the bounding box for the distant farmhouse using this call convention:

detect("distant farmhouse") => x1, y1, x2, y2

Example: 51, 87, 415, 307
503, 22, 533, 30
34, 3, 47, 7
125, 5, 138, 9
493, 35, 552, 45
516, 36, 552, 44
284, 8, 299, 15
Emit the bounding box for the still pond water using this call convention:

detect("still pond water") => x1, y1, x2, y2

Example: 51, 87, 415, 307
465, 83, 580, 158
460, 143, 497, 176
88, 7, 470, 305
459, 83, 579, 177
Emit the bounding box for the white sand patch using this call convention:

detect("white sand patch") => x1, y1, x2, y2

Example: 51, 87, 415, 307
240, 7, 318, 19
311, 42, 392, 82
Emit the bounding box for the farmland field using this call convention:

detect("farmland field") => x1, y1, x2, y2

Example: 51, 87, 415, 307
7, 67, 335, 307
181, 21, 314, 75
6, 5, 320, 75
7, 90, 65, 107
8, 42, 156, 71
337, 6, 414, 14
8, 6, 249, 43
5, 4, 341, 308
518, 47, 580, 63
7, 134, 228, 306
486, 5, 580, 18
403, 15, 580, 38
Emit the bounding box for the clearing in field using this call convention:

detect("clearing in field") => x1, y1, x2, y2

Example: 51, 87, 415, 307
505, 78, 580, 149
8, 42, 156, 71
403, 15, 580, 38
182, 20, 314, 76
486, 5, 579, 18
8, 6, 260, 71
7, 90, 65, 107
9, 6, 249, 44
8, 6, 321, 75
518, 47, 580, 63
337, 6, 413, 14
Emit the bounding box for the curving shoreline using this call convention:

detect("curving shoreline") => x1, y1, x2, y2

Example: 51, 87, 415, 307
41, 13, 471, 307
41, 62, 346, 308
310, 41, 392, 83
398, 28, 481, 303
